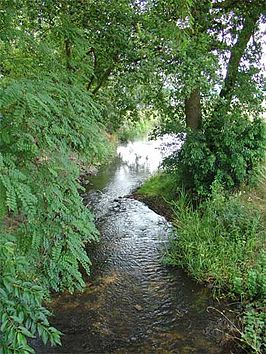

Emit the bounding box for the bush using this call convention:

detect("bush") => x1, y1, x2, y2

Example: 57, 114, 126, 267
164, 110, 266, 197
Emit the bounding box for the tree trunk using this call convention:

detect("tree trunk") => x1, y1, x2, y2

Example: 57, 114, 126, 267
185, 88, 202, 130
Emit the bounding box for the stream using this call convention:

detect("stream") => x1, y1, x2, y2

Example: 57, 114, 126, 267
35, 138, 236, 354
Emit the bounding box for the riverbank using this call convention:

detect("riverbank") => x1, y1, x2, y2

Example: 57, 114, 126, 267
133, 172, 266, 354
130, 172, 179, 220
131, 193, 174, 221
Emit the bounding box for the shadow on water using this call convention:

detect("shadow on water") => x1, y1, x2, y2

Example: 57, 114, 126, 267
34, 138, 239, 354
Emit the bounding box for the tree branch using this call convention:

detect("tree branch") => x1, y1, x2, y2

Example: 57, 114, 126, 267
91, 53, 119, 95
87, 48, 97, 91
219, 12, 260, 100
91, 65, 114, 95
65, 39, 72, 72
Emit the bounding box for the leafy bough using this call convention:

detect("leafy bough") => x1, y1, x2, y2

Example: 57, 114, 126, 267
0, 77, 109, 352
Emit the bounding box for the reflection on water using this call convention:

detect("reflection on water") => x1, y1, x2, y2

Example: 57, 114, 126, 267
87, 136, 182, 212
86, 138, 172, 218
117, 134, 184, 174
117, 140, 163, 173
34, 137, 236, 354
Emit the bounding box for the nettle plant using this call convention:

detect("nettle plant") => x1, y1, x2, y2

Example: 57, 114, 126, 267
0, 77, 109, 353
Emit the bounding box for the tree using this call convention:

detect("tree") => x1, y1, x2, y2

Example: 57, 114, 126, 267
153, 0, 266, 195
0, 1, 194, 351
0, 1, 110, 352
151, 0, 265, 130
1, 0, 264, 351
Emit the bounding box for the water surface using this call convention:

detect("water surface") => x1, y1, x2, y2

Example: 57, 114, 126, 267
35, 138, 235, 354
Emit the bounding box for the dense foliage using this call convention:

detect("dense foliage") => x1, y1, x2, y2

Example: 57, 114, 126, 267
0, 76, 111, 352
154, 1, 266, 197
0, 1, 111, 352
166, 185, 266, 353
164, 108, 266, 196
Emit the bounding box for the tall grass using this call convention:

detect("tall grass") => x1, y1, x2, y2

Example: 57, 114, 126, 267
167, 188, 265, 295
138, 170, 266, 352
166, 184, 266, 353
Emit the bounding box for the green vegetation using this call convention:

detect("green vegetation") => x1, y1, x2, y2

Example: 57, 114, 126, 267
0, 1, 139, 352
0, 56, 110, 354
0, 0, 265, 353
167, 183, 265, 297
138, 172, 178, 202
168, 186, 266, 353
164, 113, 266, 197
141, 3, 266, 350
117, 112, 157, 142
139, 175, 266, 353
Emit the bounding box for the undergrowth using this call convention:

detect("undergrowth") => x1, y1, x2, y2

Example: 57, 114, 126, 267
167, 185, 265, 296
138, 175, 266, 353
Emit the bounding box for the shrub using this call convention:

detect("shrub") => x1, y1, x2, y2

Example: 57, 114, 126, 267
164, 109, 266, 197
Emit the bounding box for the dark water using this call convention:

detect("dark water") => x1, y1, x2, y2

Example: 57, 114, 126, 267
35, 139, 237, 354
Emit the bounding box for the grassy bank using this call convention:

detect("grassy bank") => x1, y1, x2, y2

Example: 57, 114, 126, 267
138, 173, 266, 353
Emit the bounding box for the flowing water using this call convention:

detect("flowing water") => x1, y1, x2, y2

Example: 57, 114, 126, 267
35, 138, 236, 354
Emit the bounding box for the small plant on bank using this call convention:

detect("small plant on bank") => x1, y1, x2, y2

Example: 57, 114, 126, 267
138, 172, 178, 202
242, 303, 266, 354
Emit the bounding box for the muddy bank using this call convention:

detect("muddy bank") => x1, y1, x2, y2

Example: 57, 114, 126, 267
130, 191, 174, 222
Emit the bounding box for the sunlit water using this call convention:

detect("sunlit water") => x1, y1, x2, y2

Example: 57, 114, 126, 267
34, 137, 236, 354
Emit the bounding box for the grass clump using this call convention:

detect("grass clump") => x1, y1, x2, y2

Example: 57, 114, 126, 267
138, 172, 178, 202
167, 184, 265, 297
165, 182, 266, 353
